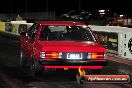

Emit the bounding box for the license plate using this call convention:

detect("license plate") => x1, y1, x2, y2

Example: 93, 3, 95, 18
67, 53, 82, 59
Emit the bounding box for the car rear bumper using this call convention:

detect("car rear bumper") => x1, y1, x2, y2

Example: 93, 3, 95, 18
39, 59, 107, 69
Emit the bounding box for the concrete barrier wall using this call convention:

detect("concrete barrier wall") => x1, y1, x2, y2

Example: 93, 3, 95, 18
0, 21, 33, 35
89, 25, 132, 60
0, 21, 5, 32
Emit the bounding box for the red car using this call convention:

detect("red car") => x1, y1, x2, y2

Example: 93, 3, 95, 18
20, 21, 107, 75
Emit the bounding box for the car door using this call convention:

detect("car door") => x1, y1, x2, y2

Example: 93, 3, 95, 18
25, 24, 40, 58
20, 24, 35, 54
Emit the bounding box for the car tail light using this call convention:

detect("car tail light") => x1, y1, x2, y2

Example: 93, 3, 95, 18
87, 53, 106, 59
40, 51, 62, 59
40, 52, 46, 58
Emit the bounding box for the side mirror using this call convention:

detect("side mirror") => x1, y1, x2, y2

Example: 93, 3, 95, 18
20, 32, 27, 36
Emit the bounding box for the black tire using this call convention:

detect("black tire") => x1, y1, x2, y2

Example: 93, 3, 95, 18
28, 55, 42, 77
20, 49, 27, 67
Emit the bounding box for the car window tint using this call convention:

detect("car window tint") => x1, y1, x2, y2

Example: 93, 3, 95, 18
39, 25, 95, 42
40, 26, 51, 40
31, 25, 40, 40
28, 23, 37, 37
28, 24, 40, 40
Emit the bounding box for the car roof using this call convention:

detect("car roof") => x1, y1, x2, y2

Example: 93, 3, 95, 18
36, 21, 88, 26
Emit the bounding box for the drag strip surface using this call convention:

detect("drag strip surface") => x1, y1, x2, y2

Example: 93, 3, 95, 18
0, 35, 131, 88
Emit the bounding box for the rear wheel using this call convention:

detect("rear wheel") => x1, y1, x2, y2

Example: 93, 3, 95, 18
20, 49, 27, 67
28, 55, 43, 77
29, 59, 36, 77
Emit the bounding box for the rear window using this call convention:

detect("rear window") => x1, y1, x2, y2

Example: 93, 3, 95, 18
39, 25, 95, 42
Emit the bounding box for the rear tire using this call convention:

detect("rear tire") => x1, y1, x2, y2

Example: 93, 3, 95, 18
20, 49, 27, 67
28, 55, 43, 77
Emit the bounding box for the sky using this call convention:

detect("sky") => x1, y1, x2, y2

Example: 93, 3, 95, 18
0, 0, 132, 14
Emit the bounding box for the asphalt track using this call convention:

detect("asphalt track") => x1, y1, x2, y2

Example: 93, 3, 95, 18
0, 34, 132, 88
